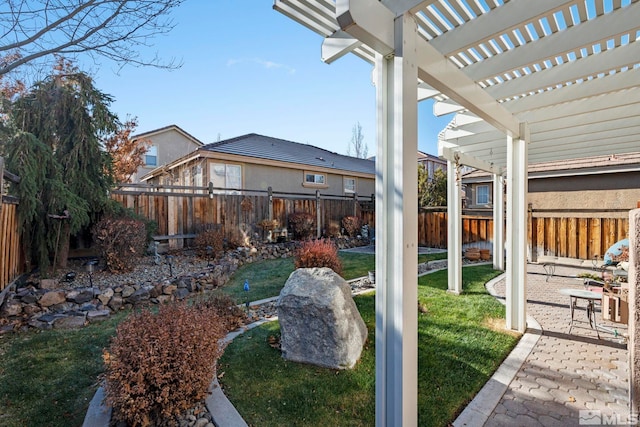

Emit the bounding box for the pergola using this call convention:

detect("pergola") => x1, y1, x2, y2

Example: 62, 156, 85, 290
274, 0, 640, 425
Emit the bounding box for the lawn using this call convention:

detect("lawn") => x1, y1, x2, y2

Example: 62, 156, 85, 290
0, 249, 508, 427
218, 264, 519, 427
223, 250, 447, 302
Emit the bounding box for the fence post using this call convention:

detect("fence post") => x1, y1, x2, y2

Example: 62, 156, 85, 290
353, 192, 358, 217
316, 190, 321, 238
528, 203, 534, 262
268, 186, 273, 220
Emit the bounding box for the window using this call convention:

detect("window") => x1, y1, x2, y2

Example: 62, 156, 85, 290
209, 163, 242, 193
304, 173, 326, 185
193, 165, 203, 191
344, 177, 356, 194
476, 185, 489, 205
145, 145, 158, 166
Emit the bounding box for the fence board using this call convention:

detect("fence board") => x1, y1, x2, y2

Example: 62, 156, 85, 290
0, 201, 22, 291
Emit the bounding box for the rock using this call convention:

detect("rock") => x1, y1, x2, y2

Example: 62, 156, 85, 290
0, 299, 23, 317
53, 314, 86, 329
108, 296, 124, 311
87, 310, 111, 322
149, 283, 163, 298
175, 288, 190, 300
98, 288, 114, 305
156, 295, 172, 304
40, 279, 58, 290
277, 267, 368, 370
67, 288, 96, 304
39, 291, 66, 307
126, 287, 150, 303
163, 284, 177, 295
121, 285, 136, 298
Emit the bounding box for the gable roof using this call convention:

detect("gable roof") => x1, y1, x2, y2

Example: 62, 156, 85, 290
202, 133, 374, 175
132, 124, 204, 147
462, 152, 640, 181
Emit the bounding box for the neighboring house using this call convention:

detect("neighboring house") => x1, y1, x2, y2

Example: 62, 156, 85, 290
130, 125, 204, 183
141, 133, 375, 197
417, 151, 447, 181
462, 152, 640, 214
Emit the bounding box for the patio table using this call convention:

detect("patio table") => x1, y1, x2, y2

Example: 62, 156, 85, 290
559, 288, 602, 339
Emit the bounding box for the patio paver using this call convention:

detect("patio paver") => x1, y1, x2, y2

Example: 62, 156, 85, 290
478, 264, 629, 427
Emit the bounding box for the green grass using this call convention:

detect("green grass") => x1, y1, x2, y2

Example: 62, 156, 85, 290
219, 264, 519, 427
0, 249, 505, 427
0, 312, 128, 427
223, 250, 448, 302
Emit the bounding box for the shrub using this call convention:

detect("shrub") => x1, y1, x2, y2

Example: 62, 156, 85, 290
194, 228, 225, 258
294, 239, 342, 275
325, 220, 341, 238
194, 292, 247, 332
104, 302, 226, 427
342, 215, 361, 238
92, 217, 147, 272
288, 212, 315, 240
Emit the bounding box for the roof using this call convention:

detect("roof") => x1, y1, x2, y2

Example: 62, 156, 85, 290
132, 124, 204, 147
462, 152, 640, 181
201, 133, 375, 175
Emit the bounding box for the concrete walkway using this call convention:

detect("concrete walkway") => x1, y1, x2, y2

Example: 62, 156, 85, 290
462, 263, 629, 427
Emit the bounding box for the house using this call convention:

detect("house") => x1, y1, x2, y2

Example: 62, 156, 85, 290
417, 151, 446, 181
462, 152, 640, 214
141, 133, 376, 197
130, 125, 204, 183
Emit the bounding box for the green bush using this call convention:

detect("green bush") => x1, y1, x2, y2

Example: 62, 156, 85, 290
294, 239, 342, 275
104, 302, 226, 427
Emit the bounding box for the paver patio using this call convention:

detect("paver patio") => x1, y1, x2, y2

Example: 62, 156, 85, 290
480, 263, 629, 427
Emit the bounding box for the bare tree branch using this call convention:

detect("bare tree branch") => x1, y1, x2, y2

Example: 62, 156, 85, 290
0, 0, 184, 76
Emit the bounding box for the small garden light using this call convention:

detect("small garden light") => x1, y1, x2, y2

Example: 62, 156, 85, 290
206, 245, 213, 267
85, 259, 98, 287
244, 279, 250, 310
166, 255, 174, 277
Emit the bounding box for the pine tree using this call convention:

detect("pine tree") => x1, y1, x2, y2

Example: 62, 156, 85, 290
5, 62, 118, 272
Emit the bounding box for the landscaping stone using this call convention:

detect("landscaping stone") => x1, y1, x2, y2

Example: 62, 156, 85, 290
1, 298, 22, 317
121, 285, 135, 298
67, 288, 96, 304
53, 314, 86, 329
87, 309, 111, 322
277, 267, 368, 369
39, 290, 66, 307
40, 279, 58, 290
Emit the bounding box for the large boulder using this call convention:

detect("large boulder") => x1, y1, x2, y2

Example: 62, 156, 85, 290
277, 267, 367, 370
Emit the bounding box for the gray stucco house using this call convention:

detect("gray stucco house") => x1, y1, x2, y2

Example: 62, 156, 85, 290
141, 133, 375, 197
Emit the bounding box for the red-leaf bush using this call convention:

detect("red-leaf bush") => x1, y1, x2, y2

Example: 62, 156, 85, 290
92, 216, 147, 272
288, 211, 315, 240
104, 302, 226, 427
325, 220, 341, 238
341, 215, 361, 238
194, 228, 225, 258
194, 292, 247, 332
294, 239, 343, 275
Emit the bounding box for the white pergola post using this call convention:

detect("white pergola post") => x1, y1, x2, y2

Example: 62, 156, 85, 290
505, 123, 529, 332
493, 173, 505, 271
447, 159, 462, 294
374, 12, 418, 427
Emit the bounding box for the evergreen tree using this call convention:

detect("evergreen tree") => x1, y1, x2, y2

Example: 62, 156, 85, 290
418, 165, 447, 207
5, 63, 118, 272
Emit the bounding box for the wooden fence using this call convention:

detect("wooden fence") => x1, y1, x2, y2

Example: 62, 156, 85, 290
419, 207, 631, 261
529, 210, 630, 261
417, 210, 493, 248
1, 157, 22, 291
111, 184, 374, 247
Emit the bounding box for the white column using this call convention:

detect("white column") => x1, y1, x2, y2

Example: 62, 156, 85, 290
493, 173, 505, 271
447, 159, 462, 294
374, 12, 418, 427
505, 123, 529, 332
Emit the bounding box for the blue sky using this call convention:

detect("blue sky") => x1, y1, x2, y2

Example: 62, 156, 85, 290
89, 1, 452, 156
